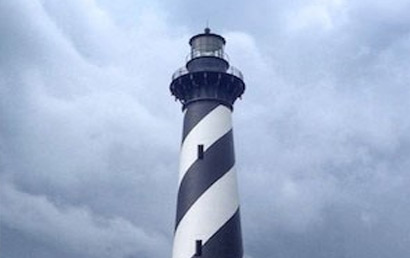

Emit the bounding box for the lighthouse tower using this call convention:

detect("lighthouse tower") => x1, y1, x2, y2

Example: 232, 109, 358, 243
170, 28, 245, 258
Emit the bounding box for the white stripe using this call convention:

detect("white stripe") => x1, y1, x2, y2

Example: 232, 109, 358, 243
173, 167, 239, 258
179, 105, 232, 184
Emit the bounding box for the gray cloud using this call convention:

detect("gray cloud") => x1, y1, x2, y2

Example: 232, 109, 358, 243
1, 0, 410, 257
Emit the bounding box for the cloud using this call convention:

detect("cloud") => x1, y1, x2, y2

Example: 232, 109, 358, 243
1, 0, 180, 256
1, 0, 410, 257
0, 183, 169, 258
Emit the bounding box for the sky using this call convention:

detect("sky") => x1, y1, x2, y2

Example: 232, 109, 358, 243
1, 0, 410, 257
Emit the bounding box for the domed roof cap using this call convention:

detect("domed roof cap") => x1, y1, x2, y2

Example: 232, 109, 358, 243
189, 28, 226, 46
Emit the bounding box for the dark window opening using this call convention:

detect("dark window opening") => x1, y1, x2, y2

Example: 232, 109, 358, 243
195, 240, 202, 256
198, 144, 204, 159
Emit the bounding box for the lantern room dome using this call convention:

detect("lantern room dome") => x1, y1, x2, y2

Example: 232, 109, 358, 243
188, 28, 226, 60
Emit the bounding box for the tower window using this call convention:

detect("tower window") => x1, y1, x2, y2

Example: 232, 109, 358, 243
195, 240, 202, 256
197, 144, 204, 159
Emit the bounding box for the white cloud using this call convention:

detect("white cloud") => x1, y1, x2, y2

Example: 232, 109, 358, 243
0, 183, 169, 258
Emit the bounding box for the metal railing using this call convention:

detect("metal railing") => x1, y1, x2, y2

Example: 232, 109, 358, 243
171, 65, 244, 81
228, 66, 244, 80
172, 67, 189, 80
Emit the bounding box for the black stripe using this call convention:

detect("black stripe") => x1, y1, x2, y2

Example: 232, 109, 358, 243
182, 101, 220, 142
175, 130, 235, 229
193, 208, 243, 258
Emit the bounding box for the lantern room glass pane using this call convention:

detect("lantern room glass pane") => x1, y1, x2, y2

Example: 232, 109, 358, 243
191, 35, 225, 59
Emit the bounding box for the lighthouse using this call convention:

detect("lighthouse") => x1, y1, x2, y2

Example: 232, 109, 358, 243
170, 28, 245, 258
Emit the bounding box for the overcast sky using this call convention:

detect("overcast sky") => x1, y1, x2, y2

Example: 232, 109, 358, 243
1, 0, 410, 257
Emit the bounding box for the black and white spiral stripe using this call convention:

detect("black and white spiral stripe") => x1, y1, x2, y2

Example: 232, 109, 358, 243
173, 101, 243, 258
